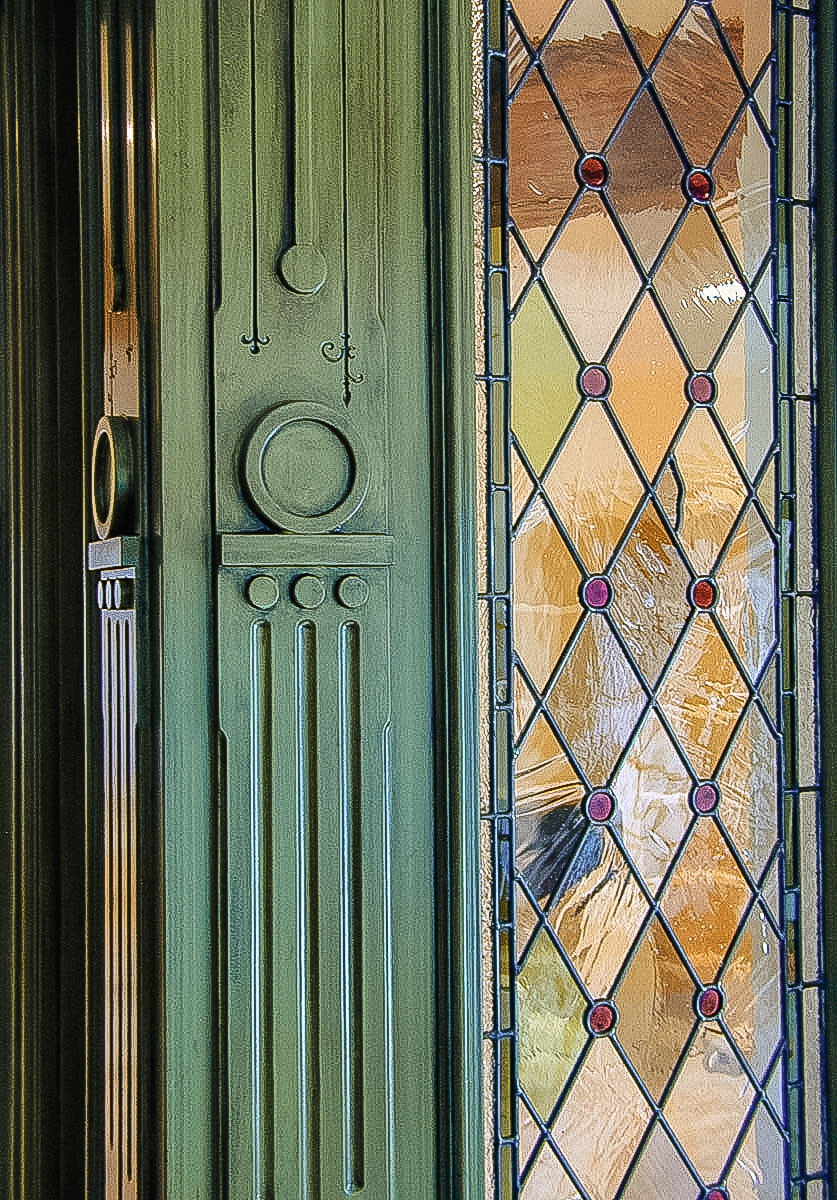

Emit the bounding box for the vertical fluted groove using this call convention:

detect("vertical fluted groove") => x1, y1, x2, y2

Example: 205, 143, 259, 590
249, 620, 275, 1197
339, 621, 364, 1193
296, 621, 320, 1200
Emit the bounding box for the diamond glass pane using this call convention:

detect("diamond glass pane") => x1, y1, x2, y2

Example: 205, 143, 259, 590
479, 0, 817, 1194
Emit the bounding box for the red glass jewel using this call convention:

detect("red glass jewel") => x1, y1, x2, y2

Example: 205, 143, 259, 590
705, 1189, 728, 1200
588, 1001, 617, 1035
692, 579, 717, 609
689, 373, 715, 404
693, 782, 720, 815
697, 986, 724, 1019
687, 169, 713, 202
581, 365, 610, 397
583, 576, 612, 610
579, 155, 608, 188
587, 790, 614, 823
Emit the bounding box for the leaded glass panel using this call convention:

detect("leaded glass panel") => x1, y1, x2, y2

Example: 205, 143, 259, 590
476, 0, 826, 1195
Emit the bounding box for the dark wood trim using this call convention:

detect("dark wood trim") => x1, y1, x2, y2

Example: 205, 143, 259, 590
0, 2, 86, 1196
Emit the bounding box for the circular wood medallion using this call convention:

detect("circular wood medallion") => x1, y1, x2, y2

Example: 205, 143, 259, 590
243, 402, 369, 533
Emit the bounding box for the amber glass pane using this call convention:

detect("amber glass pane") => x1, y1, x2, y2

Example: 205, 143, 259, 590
479, 0, 819, 1194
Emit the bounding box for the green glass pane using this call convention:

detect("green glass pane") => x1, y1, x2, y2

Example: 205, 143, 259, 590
511, 285, 580, 475
517, 930, 588, 1118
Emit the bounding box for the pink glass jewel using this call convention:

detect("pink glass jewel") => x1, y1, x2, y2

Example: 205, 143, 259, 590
686, 169, 713, 202
579, 155, 608, 188
693, 782, 720, 815
587, 790, 614, 823
692, 579, 717, 609
583, 576, 612, 609
697, 986, 724, 1019
588, 1001, 617, 1035
689, 373, 715, 404
581, 364, 610, 397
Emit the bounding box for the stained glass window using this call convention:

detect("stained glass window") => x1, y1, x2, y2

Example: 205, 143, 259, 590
475, 1, 826, 1196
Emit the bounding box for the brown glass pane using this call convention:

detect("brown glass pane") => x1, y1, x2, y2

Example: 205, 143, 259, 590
715, 0, 773, 84
547, 617, 647, 783
509, 232, 531, 308
511, 285, 580, 474
619, 1123, 696, 1200
608, 295, 688, 479
610, 502, 692, 687
608, 91, 685, 270
518, 929, 588, 1118
657, 613, 749, 778
718, 703, 779, 885
714, 305, 775, 484
660, 819, 752, 979
515, 715, 585, 904
509, 71, 578, 253
729, 1102, 787, 1198
615, 916, 695, 1101
511, 445, 535, 524
670, 409, 749, 576
508, 17, 531, 90
514, 666, 538, 741
653, 7, 744, 166
513, 497, 582, 691
612, 0, 683, 66
543, 192, 642, 360
541, 0, 641, 149
520, 1143, 581, 1199
543, 403, 645, 573
654, 208, 746, 369
548, 831, 649, 997
721, 903, 782, 1084
612, 711, 693, 894
512, 0, 560, 49
552, 1038, 652, 1200
715, 505, 777, 683
663, 1025, 756, 1182
713, 106, 771, 284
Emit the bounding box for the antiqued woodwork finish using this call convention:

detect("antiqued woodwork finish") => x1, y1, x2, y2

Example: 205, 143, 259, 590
98, 570, 140, 1200
219, 563, 392, 1197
